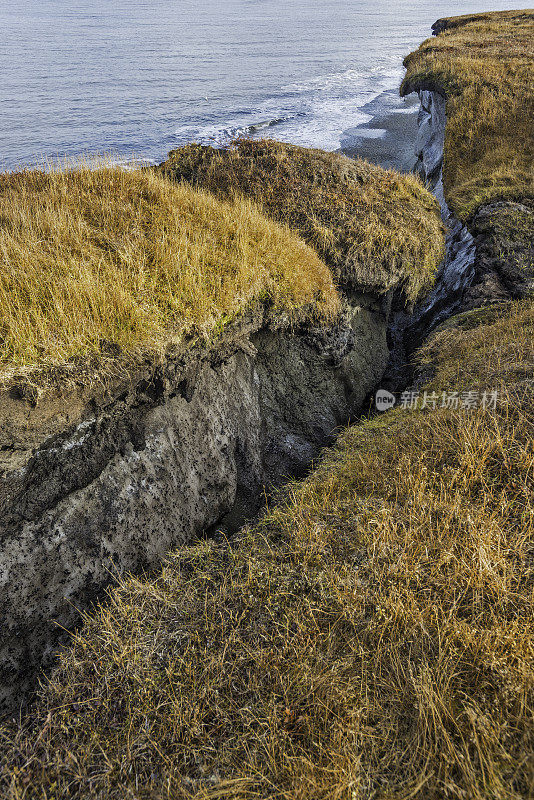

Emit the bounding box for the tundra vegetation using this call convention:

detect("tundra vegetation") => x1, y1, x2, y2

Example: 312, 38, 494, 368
0, 165, 338, 385
401, 8, 534, 219
158, 140, 445, 303
0, 152, 443, 388
1, 11, 533, 800
1, 298, 533, 800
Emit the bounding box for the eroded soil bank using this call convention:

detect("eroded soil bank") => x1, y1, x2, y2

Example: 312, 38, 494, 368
2, 19, 532, 718
384, 87, 532, 394
0, 294, 389, 714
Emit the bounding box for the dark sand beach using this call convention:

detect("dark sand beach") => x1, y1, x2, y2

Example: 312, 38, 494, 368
340, 88, 420, 173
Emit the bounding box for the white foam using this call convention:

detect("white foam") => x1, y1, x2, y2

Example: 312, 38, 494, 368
169, 64, 405, 154
349, 128, 387, 139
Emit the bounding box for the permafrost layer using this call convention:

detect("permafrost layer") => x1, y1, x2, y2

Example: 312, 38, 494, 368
407, 90, 476, 340
0, 296, 389, 714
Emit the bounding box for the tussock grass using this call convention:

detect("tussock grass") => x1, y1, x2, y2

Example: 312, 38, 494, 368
159, 140, 445, 303
401, 10, 534, 220
2, 298, 532, 799
0, 164, 339, 380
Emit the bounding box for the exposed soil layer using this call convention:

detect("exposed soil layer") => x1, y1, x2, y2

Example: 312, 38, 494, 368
0, 295, 389, 714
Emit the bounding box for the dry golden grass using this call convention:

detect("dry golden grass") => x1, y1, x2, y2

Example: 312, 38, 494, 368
158, 140, 445, 303
401, 10, 534, 220
2, 297, 532, 799
0, 164, 339, 380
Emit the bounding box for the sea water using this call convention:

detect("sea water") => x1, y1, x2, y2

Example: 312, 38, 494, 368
0, 0, 524, 171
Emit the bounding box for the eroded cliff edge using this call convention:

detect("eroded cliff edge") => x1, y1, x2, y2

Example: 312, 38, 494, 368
401, 9, 534, 320
0, 12, 531, 798
410, 89, 533, 318
0, 139, 445, 716
0, 295, 389, 713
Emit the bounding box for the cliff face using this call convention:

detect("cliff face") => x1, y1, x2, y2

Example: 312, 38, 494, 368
408, 90, 476, 336
379, 88, 476, 374
403, 87, 533, 346
0, 295, 388, 714
401, 9, 534, 313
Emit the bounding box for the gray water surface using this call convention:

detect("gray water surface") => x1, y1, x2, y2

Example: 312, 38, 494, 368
0, 0, 525, 171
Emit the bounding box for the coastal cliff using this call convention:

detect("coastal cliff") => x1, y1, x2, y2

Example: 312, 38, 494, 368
389, 88, 476, 350
0, 148, 443, 714
401, 8, 534, 313
0, 295, 388, 713
0, 11, 532, 800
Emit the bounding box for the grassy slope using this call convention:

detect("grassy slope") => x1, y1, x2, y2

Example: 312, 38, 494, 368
0, 165, 338, 381
401, 9, 534, 220
158, 140, 445, 303
1, 298, 532, 800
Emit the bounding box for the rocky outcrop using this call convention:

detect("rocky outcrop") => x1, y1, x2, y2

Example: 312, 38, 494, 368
462, 199, 534, 309
0, 295, 389, 715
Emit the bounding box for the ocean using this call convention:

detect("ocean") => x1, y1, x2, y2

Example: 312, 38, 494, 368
0, 0, 525, 171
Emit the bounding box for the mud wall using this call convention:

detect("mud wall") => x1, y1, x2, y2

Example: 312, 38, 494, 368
0, 296, 388, 714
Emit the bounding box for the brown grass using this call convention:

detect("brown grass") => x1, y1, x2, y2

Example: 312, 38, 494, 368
2, 297, 532, 799
158, 140, 445, 303
0, 163, 339, 381
401, 10, 534, 220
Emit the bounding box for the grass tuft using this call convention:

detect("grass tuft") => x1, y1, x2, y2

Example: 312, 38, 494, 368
0, 163, 340, 381
158, 139, 445, 304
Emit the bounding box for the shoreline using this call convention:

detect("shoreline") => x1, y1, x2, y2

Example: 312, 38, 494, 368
339, 87, 420, 173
